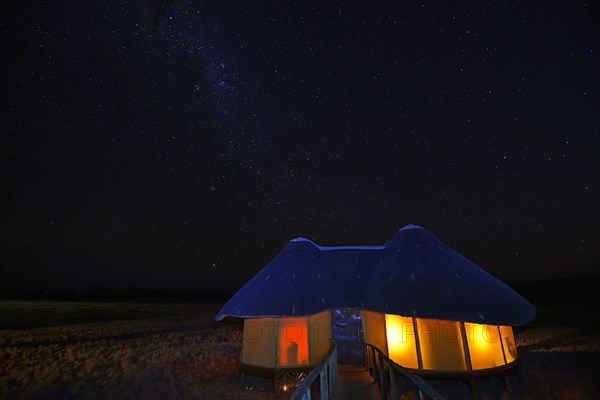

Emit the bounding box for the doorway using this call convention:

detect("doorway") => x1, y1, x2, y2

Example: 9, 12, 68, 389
331, 309, 365, 365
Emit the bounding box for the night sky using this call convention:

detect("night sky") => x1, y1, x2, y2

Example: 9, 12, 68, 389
2, 1, 599, 292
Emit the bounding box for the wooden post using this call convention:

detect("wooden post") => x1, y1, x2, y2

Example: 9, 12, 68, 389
459, 322, 473, 371
371, 346, 378, 380
498, 326, 507, 365
378, 351, 387, 399
330, 348, 337, 399
466, 377, 477, 398
412, 317, 424, 370
389, 365, 399, 400
366, 345, 372, 375
320, 367, 328, 400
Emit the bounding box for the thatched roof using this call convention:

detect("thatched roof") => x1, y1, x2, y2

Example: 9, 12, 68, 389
215, 225, 536, 326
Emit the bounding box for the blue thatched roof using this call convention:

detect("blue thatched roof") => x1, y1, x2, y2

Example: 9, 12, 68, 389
215, 225, 536, 326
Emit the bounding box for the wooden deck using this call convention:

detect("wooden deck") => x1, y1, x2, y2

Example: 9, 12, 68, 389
335, 365, 381, 400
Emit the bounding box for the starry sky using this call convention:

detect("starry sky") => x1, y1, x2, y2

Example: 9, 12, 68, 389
2, 1, 599, 292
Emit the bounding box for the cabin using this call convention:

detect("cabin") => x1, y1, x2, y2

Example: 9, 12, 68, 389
215, 225, 535, 385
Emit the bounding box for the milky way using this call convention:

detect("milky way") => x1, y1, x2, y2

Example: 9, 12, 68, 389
2, 1, 598, 291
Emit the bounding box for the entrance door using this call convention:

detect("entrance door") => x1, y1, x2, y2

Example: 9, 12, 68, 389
331, 309, 365, 365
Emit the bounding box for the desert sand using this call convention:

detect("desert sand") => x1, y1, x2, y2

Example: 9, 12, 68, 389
1, 284, 599, 399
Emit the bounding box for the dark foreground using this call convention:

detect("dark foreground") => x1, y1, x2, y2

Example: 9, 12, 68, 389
1, 279, 599, 399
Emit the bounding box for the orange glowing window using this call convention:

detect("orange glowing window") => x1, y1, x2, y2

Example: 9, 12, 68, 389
277, 317, 309, 367
415, 319, 467, 371
464, 322, 506, 370
385, 314, 418, 369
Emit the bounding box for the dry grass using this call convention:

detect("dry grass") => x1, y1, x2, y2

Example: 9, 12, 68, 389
1, 298, 599, 399
0, 301, 285, 399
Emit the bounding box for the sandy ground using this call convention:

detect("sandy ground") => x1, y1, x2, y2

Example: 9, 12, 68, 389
1, 300, 599, 399
0, 301, 285, 400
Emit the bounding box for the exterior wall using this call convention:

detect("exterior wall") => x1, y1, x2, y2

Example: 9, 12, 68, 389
241, 311, 332, 369
463, 322, 507, 369
362, 310, 387, 353
500, 325, 517, 362
385, 314, 419, 369
241, 317, 278, 368
241, 312, 517, 373
363, 313, 517, 373
416, 319, 466, 371
309, 310, 332, 364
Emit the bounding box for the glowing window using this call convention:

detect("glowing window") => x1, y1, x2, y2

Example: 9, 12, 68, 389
416, 319, 467, 371
385, 314, 418, 369
464, 323, 506, 370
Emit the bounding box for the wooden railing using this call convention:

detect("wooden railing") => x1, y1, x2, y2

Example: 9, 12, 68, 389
365, 342, 445, 400
289, 342, 337, 400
